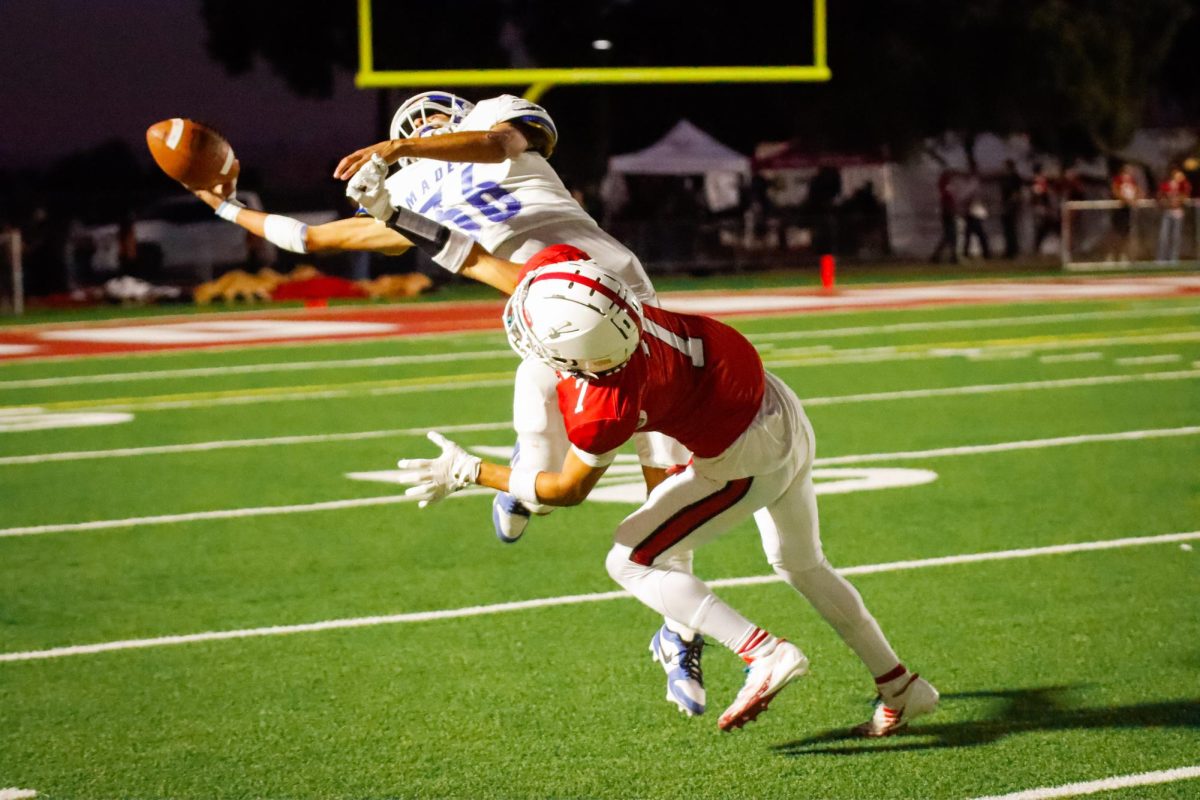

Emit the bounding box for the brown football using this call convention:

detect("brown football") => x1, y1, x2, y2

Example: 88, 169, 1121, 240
145, 118, 237, 189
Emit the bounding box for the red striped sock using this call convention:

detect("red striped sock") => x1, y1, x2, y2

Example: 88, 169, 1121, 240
874, 664, 916, 703
734, 626, 777, 664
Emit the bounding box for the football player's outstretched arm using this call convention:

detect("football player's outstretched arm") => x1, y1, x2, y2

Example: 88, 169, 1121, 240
345, 160, 522, 294
190, 184, 414, 256
333, 121, 546, 180
478, 449, 607, 507
398, 431, 609, 510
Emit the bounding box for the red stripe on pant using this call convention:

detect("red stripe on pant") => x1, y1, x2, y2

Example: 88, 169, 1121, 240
630, 477, 753, 566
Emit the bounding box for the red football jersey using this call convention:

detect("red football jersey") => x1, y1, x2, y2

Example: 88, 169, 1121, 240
556, 305, 765, 461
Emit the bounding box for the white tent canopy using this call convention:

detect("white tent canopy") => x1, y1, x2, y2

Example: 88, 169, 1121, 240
606, 120, 749, 212
608, 120, 751, 176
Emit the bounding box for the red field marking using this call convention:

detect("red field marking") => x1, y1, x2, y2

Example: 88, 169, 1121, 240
1, 275, 1197, 362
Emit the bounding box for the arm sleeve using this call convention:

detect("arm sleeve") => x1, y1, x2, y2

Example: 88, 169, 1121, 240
570, 444, 618, 468
384, 207, 474, 273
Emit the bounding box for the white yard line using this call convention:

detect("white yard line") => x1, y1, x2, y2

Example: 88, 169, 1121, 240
968, 765, 1200, 800
1114, 354, 1182, 366
3, 305, 1196, 389
0, 350, 513, 390
2, 424, 1197, 537
4, 417, 1197, 471
0, 790, 38, 800
814, 426, 1200, 465
1, 529, 1196, 663
801, 369, 1200, 406
71, 377, 515, 412
0, 421, 512, 466
763, 330, 1200, 368
747, 304, 1200, 343
0, 493, 432, 537
9, 366, 1198, 416
1039, 353, 1103, 363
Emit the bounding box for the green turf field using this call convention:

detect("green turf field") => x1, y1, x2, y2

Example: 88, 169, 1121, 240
1, 294, 1198, 799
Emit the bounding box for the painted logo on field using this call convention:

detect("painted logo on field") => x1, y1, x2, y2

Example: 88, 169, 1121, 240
346, 447, 938, 503
0, 407, 133, 433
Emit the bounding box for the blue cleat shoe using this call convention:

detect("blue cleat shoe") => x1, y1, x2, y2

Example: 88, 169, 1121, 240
493, 439, 532, 543
492, 491, 531, 543
649, 624, 706, 716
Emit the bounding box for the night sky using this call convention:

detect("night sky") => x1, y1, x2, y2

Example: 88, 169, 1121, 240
0, 0, 373, 169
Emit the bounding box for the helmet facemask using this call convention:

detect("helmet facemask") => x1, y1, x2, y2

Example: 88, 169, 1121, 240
389, 91, 475, 168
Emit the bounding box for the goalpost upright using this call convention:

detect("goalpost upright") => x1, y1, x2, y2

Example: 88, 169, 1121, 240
354, 0, 830, 101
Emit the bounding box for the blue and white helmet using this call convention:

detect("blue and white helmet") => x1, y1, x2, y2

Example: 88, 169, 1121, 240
389, 91, 475, 141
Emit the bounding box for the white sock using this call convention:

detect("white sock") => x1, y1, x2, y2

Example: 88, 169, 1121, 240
775, 559, 900, 675
731, 626, 779, 664
874, 664, 917, 704
664, 617, 698, 642
605, 545, 758, 652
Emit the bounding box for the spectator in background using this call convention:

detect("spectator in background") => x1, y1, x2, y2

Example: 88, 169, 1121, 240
806, 166, 842, 255
1060, 166, 1087, 203
68, 217, 96, 288
843, 181, 888, 257
1109, 162, 1142, 262
961, 171, 991, 260
999, 160, 1024, 259
930, 170, 959, 263
1156, 165, 1192, 264
116, 212, 139, 277
1029, 163, 1058, 255
22, 206, 71, 296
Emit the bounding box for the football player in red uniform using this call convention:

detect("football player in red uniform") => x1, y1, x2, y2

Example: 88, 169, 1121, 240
363, 197, 940, 735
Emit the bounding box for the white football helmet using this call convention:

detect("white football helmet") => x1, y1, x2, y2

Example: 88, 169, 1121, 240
389, 91, 474, 140
389, 91, 475, 169
505, 258, 643, 379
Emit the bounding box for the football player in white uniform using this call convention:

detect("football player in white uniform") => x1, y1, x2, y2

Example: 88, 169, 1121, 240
190, 91, 702, 716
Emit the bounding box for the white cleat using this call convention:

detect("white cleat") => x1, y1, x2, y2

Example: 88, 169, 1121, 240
852, 675, 939, 737
491, 492, 532, 543
717, 640, 808, 731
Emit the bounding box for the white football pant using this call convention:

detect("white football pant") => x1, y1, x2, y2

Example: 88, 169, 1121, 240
604, 373, 903, 677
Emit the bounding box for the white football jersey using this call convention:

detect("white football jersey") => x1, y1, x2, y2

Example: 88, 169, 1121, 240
383, 95, 595, 255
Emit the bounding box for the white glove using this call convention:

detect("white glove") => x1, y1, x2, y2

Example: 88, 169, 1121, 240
346, 154, 395, 220
395, 431, 482, 508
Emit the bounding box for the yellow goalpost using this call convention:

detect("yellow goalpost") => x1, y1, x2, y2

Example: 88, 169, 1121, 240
355, 0, 829, 102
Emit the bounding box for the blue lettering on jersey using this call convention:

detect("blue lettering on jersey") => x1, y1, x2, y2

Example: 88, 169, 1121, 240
399, 161, 522, 233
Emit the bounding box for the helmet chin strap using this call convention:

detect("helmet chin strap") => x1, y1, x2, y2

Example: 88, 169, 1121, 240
412, 121, 451, 138
563, 358, 631, 382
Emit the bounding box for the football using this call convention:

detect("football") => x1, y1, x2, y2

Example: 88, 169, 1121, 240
145, 118, 237, 189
